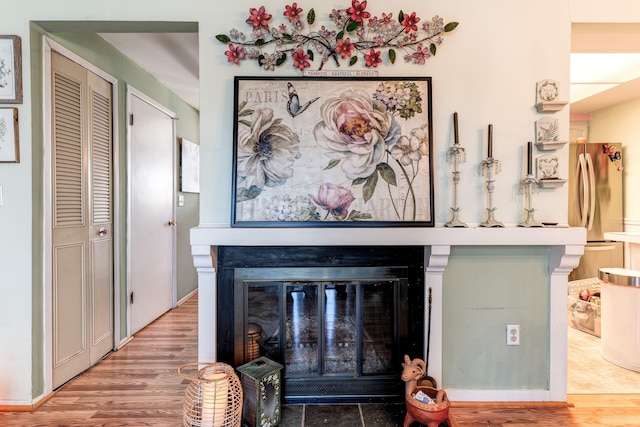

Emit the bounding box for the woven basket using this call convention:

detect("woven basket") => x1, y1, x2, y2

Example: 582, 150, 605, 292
179, 362, 243, 427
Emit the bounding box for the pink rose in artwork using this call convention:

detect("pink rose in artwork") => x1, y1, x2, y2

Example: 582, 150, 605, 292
309, 183, 356, 221
313, 89, 398, 180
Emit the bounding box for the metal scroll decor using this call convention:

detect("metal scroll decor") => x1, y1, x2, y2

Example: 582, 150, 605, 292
216, 2, 458, 72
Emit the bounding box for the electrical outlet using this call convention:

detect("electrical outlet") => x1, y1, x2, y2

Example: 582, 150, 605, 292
507, 324, 520, 346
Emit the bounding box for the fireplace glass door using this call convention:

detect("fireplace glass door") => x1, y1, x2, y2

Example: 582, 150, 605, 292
236, 267, 408, 402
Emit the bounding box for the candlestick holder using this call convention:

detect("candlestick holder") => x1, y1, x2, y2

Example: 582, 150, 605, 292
445, 143, 468, 227
518, 174, 543, 227
479, 157, 504, 227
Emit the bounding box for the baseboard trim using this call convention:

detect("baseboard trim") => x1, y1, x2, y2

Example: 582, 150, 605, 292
0, 390, 56, 412
177, 289, 197, 306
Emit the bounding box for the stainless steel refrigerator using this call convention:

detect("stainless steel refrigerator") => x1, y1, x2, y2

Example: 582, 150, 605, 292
569, 142, 624, 281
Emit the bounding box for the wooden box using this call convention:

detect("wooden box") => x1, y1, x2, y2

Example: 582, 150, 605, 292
237, 356, 283, 427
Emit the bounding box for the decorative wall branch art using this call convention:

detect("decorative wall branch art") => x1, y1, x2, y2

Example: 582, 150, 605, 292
0, 36, 22, 103
0, 107, 19, 163
216, 1, 458, 72
231, 76, 434, 227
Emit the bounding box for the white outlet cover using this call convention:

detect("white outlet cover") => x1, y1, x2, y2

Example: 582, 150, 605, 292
507, 324, 520, 346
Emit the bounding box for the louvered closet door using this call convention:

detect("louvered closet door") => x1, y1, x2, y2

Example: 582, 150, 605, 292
51, 52, 114, 389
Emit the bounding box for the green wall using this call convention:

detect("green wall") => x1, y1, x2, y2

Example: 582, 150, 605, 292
29, 22, 200, 396
443, 246, 549, 389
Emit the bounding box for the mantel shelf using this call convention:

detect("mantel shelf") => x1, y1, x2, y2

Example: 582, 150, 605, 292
191, 225, 586, 248
535, 140, 568, 151
535, 101, 568, 112
538, 179, 567, 188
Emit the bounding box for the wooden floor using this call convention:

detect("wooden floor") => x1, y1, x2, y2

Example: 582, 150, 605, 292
2, 292, 640, 426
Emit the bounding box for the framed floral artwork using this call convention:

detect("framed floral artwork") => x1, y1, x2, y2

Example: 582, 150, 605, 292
231, 76, 434, 227
0, 36, 22, 104
0, 107, 19, 163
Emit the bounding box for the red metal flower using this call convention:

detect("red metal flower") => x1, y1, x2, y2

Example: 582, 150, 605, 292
347, 0, 370, 23
401, 11, 420, 33
292, 49, 311, 70
364, 48, 382, 67
225, 43, 245, 64
335, 37, 355, 58
246, 6, 272, 30
283, 3, 303, 23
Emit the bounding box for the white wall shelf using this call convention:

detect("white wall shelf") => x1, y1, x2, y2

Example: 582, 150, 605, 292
535, 140, 568, 151
535, 101, 568, 112
538, 179, 567, 188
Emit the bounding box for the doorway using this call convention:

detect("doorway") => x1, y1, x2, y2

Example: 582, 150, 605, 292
127, 88, 177, 334
568, 23, 640, 394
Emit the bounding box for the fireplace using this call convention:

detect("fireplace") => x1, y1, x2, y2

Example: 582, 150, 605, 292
215, 246, 425, 403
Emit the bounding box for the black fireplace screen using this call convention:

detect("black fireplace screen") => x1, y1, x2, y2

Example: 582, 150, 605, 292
216, 246, 424, 403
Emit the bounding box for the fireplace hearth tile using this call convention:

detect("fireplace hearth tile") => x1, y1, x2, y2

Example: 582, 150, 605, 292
360, 403, 406, 426
304, 404, 362, 427
280, 404, 303, 427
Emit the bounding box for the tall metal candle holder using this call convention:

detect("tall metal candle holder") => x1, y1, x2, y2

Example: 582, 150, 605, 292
479, 124, 504, 228
445, 112, 468, 228
518, 174, 543, 227
519, 141, 543, 227
479, 157, 504, 227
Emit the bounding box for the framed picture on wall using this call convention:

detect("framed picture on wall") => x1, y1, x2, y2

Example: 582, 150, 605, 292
0, 35, 22, 104
231, 76, 434, 227
0, 107, 19, 163
180, 137, 200, 193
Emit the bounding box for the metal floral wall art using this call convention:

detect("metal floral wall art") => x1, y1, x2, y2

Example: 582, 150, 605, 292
231, 76, 434, 227
216, 1, 458, 71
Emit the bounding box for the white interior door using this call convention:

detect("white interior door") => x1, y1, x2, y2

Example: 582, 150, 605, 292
51, 51, 114, 389
129, 89, 176, 334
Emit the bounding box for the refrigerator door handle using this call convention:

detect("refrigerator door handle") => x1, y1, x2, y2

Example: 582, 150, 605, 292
577, 153, 588, 228
586, 153, 596, 231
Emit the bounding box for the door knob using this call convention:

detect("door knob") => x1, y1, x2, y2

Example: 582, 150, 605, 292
168, 220, 177, 226
98, 227, 108, 236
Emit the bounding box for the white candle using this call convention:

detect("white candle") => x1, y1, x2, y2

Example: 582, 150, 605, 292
201, 370, 228, 426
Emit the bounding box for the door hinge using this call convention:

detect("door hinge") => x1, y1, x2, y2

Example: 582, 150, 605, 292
129, 113, 134, 126
130, 291, 134, 304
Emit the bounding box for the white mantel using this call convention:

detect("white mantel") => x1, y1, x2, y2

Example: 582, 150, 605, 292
191, 226, 586, 402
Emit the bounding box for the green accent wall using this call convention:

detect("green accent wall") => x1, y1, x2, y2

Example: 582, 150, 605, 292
443, 246, 549, 389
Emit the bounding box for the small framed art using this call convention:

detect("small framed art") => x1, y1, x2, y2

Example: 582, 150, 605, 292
0, 107, 19, 163
0, 36, 22, 104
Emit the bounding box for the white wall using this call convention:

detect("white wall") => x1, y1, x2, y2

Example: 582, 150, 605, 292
200, 1, 572, 227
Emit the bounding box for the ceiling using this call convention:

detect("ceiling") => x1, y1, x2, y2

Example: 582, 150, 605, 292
99, 32, 200, 110
97, 24, 640, 115
570, 23, 640, 115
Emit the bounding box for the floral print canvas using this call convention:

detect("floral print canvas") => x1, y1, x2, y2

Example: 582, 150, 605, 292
231, 77, 433, 226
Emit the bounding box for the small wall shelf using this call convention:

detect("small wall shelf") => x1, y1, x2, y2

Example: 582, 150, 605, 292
535, 101, 568, 113
535, 140, 568, 151
538, 179, 567, 189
